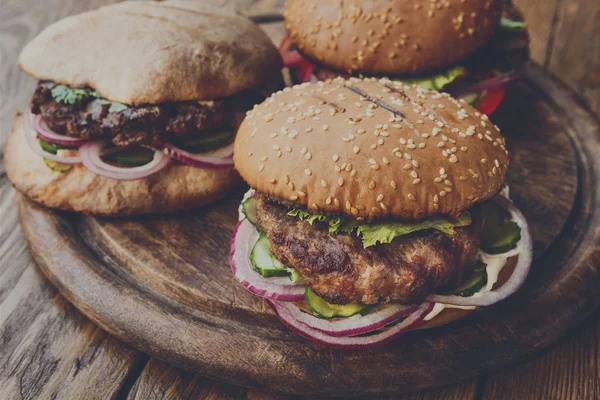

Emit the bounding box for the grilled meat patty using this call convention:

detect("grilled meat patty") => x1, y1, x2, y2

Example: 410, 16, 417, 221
31, 82, 260, 148
256, 196, 483, 305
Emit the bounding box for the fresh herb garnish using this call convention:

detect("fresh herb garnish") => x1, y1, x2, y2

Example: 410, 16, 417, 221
51, 85, 91, 104
50, 84, 128, 112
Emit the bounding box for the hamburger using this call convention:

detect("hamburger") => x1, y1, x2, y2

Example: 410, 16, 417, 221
231, 78, 532, 348
5, 1, 281, 216
280, 0, 529, 116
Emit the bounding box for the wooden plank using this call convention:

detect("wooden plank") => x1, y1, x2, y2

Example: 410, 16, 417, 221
511, 0, 559, 65
125, 358, 476, 400
481, 310, 599, 400
246, 382, 477, 400
126, 359, 247, 400
0, 257, 144, 400
547, 0, 600, 116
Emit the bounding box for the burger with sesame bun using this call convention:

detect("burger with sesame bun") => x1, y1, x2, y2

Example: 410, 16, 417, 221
4, 1, 281, 216
230, 78, 533, 348
280, 0, 529, 116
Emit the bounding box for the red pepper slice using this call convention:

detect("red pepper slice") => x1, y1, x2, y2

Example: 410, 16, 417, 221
477, 86, 505, 116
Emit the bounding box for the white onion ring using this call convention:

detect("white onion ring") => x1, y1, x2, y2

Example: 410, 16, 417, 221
23, 111, 82, 164
427, 195, 533, 306
230, 219, 305, 301
276, 302, 419, 337
161, 142, 234, 169
26, 108, 90, 146
268, 300, 433, 349
79, 141, 170, 181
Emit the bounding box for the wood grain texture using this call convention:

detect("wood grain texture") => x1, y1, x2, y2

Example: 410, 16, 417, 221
13, 64, 600, 396
547, 0, 600, 116
1, 0, 599, 399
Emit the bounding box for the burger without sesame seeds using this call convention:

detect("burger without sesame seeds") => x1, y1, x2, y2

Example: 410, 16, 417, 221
280, 0, 529, 116
4, 1, 281, 216
230, 78, 533, 348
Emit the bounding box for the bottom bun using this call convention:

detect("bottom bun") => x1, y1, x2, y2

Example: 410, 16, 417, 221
5, 114, 241, 216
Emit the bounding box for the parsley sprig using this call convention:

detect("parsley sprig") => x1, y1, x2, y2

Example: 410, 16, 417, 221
49, 84, 128, 113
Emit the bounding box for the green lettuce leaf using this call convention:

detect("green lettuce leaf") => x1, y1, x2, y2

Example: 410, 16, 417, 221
355, 212, 471, 247
500, 17, 527, 32
287, 207, 471, 248
396, 65, 467, 91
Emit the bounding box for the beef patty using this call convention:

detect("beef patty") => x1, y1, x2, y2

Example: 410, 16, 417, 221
256, 196, 483, 305
31, 82, 262, 148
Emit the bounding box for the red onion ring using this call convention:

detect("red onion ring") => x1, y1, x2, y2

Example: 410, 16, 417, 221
79, 141, 170, 181
268, 300, 433, 349
26, 108, 90, 146
275, 302, 419, 337
230, 219, 305, 302
160, 142, 234, 169
427, 195, 533, 306
23, 112, 82, 164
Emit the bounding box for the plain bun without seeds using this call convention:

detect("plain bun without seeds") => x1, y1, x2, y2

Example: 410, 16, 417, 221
284, 0, 503, 75
5, 116, 240, 216
234, 78, 509, 220
19, 0, 282, 104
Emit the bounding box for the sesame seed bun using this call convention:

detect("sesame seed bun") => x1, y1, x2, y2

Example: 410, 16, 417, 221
233, 78, 508, 221
284, 0, 503, 76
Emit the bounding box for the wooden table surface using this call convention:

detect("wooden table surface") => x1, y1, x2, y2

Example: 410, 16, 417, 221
1, 1, 598, 399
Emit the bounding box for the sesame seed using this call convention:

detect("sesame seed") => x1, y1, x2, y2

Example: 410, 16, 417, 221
305, 152, 312, 160
371, 164, 381, 170
334, 198, 340, 207
334, 165, 341, 172
305, 168, 312, 176
449, 154, 458, 163
297, 190, 306, 197
322, 124, 329, 131
390, 180, 397, 189
376, 194, 384, 202
413, 178, 421, 185
288, 182, 295, 190
434, 177, 443, 183
369, 181, 376, 189
259, 164, 265, 172
353, 146, 360, 154
284, 175, 290, 184
333, 154, 339, 162
247, 151, 253, 157
410, 171, 418, 178
439, 190, 447, 197
338, 178, 345, 187
326, 197, 332, 205
380, 202, 388, 210
408, 193, 416, 201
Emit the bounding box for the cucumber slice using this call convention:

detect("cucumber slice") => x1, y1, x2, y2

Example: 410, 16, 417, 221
461, 92, 479, 105
251, 234, 292, 278
242, 196, 259, 227
43, 159, 73, 173
104, 147, 155, 167
480, 201, 521, 254
452, 262, 488, 297
39, 138, 68, 154
305, 288, 369, 319
171, 130, 234, 153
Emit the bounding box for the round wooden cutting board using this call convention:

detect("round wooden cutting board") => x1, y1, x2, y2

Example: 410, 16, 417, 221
16, 64, 600, 397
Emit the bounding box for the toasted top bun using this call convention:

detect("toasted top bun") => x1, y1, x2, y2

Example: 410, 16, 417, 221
5, 115, 240, 216
19, 1, 281, 104
284, 0, 502, 75
234, 78, 508, 220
